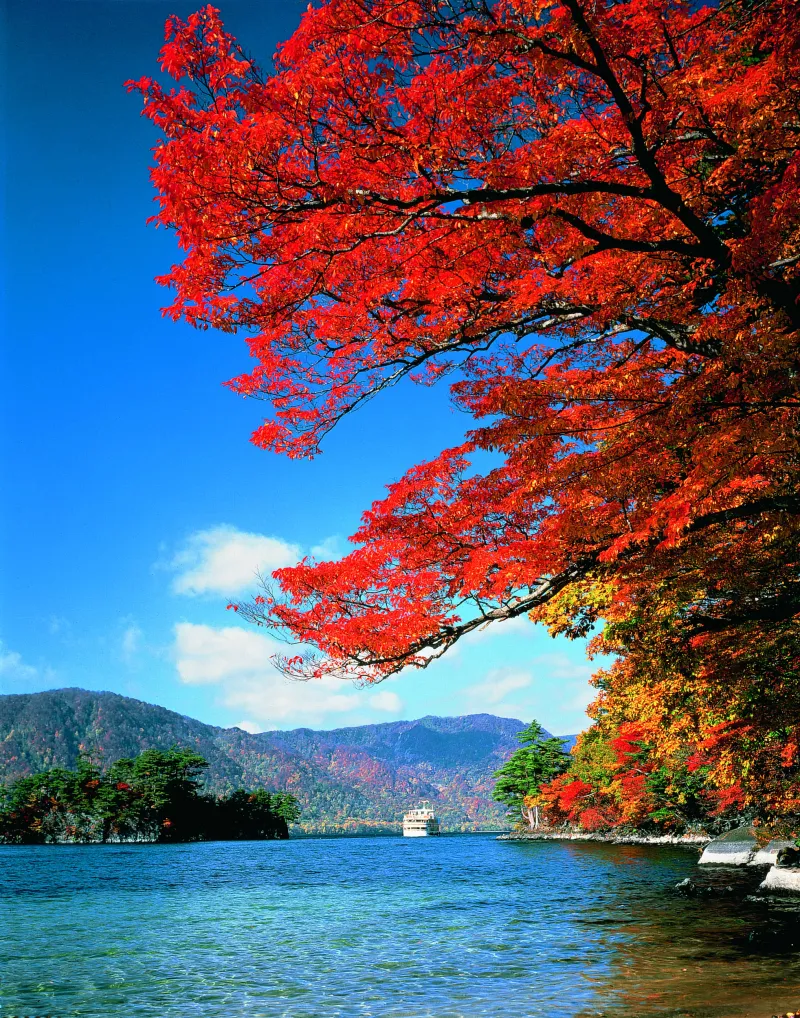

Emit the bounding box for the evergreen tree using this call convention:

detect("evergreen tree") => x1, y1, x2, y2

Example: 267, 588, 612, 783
493, 723, 570, 829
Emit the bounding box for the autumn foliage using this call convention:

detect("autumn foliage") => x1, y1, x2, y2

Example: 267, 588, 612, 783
130, 0, 800, 826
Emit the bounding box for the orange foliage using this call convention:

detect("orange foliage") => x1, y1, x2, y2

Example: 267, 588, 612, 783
130, 0, 800, 823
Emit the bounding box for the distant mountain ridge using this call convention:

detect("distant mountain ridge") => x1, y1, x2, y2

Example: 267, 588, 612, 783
0, 689, 570, 833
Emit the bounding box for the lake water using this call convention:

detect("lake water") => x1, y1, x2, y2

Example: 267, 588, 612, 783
1, 835, 799, 1018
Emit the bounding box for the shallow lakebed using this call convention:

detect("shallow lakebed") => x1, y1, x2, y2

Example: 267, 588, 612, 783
1, 835, 798, 1017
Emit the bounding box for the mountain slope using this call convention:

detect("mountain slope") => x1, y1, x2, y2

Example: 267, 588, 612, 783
0, 689, 562, 832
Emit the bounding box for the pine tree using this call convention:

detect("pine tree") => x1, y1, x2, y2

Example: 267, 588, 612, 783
492, 723, 570, 829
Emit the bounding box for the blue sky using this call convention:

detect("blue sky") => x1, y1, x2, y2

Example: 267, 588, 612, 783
1, 0, 605, 736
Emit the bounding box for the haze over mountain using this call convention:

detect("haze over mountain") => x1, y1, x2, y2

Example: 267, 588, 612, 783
0, 689, 573, 833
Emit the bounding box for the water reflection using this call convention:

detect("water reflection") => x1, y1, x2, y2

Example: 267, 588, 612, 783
553, 843, 800, 1017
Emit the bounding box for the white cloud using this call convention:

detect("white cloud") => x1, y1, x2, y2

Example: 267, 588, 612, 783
166, 525, 348, 599
0, 641, 57, 693
462, 668, 532, 707
175, 622, 279, 684
121, 624, 142, 663
369, 690, 404, 714
0, 642, 38, 682
162, 528, 598, 733
455, 655, 597, 733
169, 526, 302, 597
222, 675, 361, 729
231, 720, 262, 735
310, 535, 347, 561
173, 622, 362, 728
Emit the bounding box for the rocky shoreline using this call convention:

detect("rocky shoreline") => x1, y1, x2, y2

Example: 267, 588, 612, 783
698, 828, 800, 893
500, 826, 800, 893
498, 829, 709, 847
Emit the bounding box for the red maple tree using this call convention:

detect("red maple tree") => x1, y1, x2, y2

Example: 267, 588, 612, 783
130, 0, 800, 819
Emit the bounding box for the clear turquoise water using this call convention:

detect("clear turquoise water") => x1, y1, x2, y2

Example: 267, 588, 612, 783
1, 835, 799, 1018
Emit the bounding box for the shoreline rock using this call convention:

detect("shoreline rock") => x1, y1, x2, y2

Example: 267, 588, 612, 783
751, 839, 795, 867
760, 866, 800, 893
699, 826, 758, 865
759, 846, 800, 893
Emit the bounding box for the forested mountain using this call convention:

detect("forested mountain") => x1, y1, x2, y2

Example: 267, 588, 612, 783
0, 689, 569, 832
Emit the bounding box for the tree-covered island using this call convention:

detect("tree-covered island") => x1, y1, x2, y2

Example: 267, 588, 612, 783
0, 748, 300, 844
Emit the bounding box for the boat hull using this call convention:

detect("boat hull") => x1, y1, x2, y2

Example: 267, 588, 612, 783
402, 801, 440, 837
402, 820, 441, 837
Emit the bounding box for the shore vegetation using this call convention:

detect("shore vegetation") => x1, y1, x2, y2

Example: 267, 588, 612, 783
0, 748, 300, 844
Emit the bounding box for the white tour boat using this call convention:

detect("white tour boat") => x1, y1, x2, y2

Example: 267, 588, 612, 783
402, 801, 441, 837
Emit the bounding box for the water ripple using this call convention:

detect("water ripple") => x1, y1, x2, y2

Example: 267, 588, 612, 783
0, 837, 798, 1017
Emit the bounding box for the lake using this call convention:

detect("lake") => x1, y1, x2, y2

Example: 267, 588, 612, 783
1, 835, 799, 1017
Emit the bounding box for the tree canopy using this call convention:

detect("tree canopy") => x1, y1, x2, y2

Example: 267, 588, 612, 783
0, 749, 300, 844
130, 0, 800, 825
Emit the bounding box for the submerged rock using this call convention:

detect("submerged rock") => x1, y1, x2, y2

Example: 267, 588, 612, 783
674, 876, 736, 897
698, 826, 758, 865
